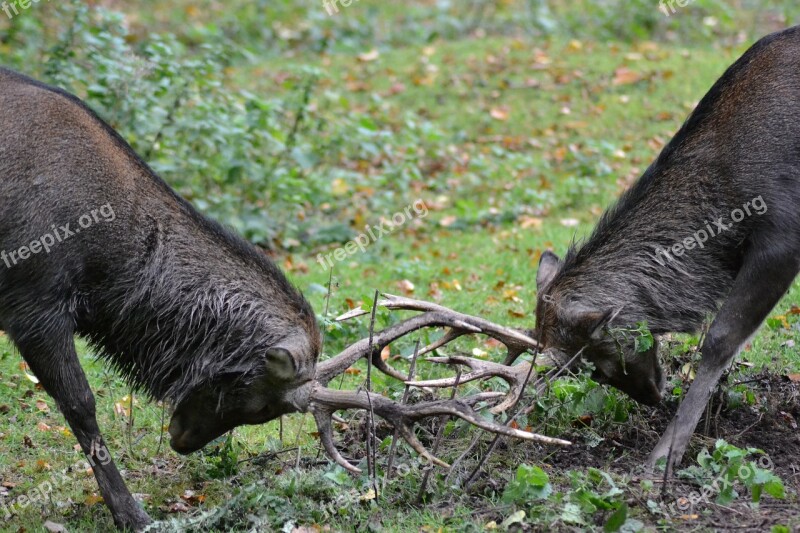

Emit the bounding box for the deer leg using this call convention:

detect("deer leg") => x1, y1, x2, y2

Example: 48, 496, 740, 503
647, 246, 799, 476
10, 326, 151, 530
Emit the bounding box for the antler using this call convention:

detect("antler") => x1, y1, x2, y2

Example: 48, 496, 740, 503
294, 293, 570, 474
316, 293, 539, 384
306, 385, 568, 473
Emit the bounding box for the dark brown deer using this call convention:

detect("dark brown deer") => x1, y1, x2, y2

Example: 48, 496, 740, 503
0, 68, 568, 529
532, 25, 800, 476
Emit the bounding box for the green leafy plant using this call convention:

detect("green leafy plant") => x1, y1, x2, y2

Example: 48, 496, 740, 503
679, 439, 785, 505
502, 464, 553, 504
206, 433, 241, 479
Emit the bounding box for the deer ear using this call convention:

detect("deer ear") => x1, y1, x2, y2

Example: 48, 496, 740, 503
536, 250, 561, 290
565, 307, 620, 340
264, 347, 297, 381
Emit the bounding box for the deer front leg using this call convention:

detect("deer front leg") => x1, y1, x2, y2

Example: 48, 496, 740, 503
11, 327, 151, 531
648, 247, 799, 476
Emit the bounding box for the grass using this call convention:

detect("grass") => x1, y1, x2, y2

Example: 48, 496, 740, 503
1, 1, 800, 531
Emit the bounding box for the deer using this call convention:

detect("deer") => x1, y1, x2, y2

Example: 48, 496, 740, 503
531, 25, 800, 476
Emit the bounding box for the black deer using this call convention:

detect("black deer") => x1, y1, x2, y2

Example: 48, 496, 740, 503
0, 67, 322, 529
534, 26, 800, 475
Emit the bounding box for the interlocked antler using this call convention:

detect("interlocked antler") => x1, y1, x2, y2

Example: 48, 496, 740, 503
292, 293, 571, 473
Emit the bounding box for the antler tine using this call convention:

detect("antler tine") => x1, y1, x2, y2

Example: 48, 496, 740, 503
415, 328, 467, 357
408, 355, 535, 414
318, 293, 540, 385
312, 410, 362, 474
306, 383, 570, 472
336, 293, 538, 352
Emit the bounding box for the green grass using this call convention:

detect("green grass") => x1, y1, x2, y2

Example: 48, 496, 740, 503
1, 1, 800, 531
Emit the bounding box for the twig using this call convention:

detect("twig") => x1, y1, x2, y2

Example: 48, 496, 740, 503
266, 74, 317, 176
126, 387, 138, 460
443, 432, 483, 486
417, 369, 462, 502
731, 413, 764, 439
294, 414, 307, 470
237, 447, 299, 466
364, 290, 380, 495
155, 402, 166, 456
383, 339, 421, 492
143, 81, 188, 161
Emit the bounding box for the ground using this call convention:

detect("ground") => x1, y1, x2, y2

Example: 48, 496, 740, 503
0, 1, 799, 531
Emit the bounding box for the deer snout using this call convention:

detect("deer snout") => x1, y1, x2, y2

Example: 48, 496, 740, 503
167, 418, 197, 455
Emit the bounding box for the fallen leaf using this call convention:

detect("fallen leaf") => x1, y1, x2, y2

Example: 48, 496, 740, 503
519, 216, 543, 229
613, 67, 642, 86
44, 521, 67, 533
489, 107, 509, 121
471, 348, 487, 358
396, 279, 415, 295
182, 490, 206, 505
331, 178, 349, 196
84, 494, 104, 506
359, 488, 378, 501
439, 215, 457, 227
168, 501, 190, 513
357, 49, 380, 62
36, 400, 49, 413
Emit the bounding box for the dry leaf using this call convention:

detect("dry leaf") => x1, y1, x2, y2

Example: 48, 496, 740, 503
396, 279, 415, 295
44, 521, 67, 533
85, 494, 104, 506
168, 501, 190, 513
439, 215, 457, 227
357, 49, 380, 62
612, 67, 642, 86
489, 107, 509, 121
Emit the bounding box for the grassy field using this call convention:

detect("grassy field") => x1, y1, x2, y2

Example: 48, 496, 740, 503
1, 1, 800, 531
